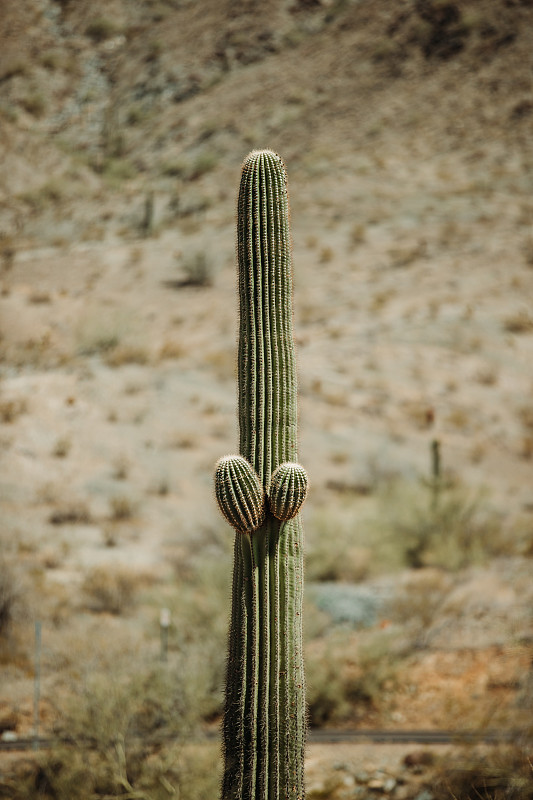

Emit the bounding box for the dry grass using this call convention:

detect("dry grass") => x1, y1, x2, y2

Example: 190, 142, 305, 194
109, 494, 137, 521
48, 502, 92, 526
432, 739, 533, 800
371, 477, 507, 570
177, 251, 213, 287
0, 561, 25, 639
75, 310, 132, 356
306, 501, 376, 583
105, 343, 150, 367
306, 629, 401, 727
111, 455, 130, 480
0, 396, 27, 423
503, 310, 533, 334
158, 338, 185, 360
81, 567, 139, 615
0, 559, 29, 668
518, 404, 533, 431
5, 659, 220, 800
28, 290, 52, 304
385, 569, 453, 643
52, 436, 72, 458
520, 435, 533, 461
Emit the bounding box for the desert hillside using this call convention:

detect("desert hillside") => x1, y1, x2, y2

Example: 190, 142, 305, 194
1, 0, 532, 797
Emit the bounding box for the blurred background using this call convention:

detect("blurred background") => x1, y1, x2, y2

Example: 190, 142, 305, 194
1, 0, 532, 797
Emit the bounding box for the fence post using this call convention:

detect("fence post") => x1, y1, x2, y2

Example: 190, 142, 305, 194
160, 608, 171, 662
33, 621, 41, 750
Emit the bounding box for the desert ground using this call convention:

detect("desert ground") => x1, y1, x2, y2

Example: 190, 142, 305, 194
1, 0, 532, 797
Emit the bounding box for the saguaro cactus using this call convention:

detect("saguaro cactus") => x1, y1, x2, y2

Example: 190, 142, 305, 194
215, 150, 308, 800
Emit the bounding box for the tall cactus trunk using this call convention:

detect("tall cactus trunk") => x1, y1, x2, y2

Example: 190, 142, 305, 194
215, 150, 308, 800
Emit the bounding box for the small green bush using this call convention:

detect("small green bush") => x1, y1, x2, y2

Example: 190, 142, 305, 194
306, 629, 400, 727
305, 648, 353, 726
109, 494, 137, 521
372, 477, 504, 570
75, 309, 131, 356
16, 663, 218, 800
20, 180, 67, 211
306, 505, 371, 582
0, 560, 24, 638
20, 92, 46, 117
85, 18, 120, 43
105, 343, 150, 367
160, 151, 218, 182
102, 157, 136, 183
0, 59, 28, 81
41, 50, 64, 71
179, 251, 213, 287
82, 567, 138, 615
0, 396, 27, 423
188, 151, 218, 180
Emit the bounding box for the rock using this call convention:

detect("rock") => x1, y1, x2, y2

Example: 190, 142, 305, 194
309, 583, 389, 628
414, 791, 434, 800
395, 786, 411, 800
0, 705, 18, 733
403, 750, 436, 770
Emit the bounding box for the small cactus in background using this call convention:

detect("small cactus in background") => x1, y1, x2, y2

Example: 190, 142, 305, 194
215, 150, 308, 800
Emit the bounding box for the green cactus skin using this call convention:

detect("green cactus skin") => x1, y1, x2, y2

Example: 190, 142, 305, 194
215, 150, 308, 800
215, 455, 267, 533
268, 463, 309, 523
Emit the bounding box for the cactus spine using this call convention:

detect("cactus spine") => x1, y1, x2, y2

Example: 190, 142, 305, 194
215, 150, 308, 800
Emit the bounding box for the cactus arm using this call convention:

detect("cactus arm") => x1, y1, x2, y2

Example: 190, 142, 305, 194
269, 463, 309, 522
215, 455, 266, 534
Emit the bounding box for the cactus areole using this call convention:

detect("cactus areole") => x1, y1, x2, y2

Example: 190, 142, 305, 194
215, 150, 308, 800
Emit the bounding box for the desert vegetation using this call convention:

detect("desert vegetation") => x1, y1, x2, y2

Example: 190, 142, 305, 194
1, 0, 533, 797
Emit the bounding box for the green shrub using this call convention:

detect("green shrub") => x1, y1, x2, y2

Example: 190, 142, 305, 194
0, 59, 28, 81
16, 663, 217, 800
75, 309, 131, 356
161, 151, 218, 182
109, 494, 137, 521
0, 560, 24, 638
20, 180, 67, 211
48, 502, 91, 525
372, 477, 504, 570
105, 343, 150, 367
385, 569, 452, 645
187, 151, 218, 180
306, 505, 371, 582
432, 737, 533, 800
306, 629, 400, 727
102, 157, 136, 183
85, 18, 120, 43
179, 251, 213, 287
305, 646, 353, 726
41, 50, 64, 71
82, 567, 138, 615
0, 396, 27, 423
20, 92, 46, 117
